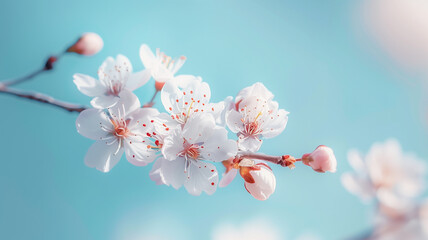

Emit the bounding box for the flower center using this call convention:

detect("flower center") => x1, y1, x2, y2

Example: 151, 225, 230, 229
179, 142, 200, 160
242, 112, 263, 136
111, 119, 130, 138
107, 81, 122, 96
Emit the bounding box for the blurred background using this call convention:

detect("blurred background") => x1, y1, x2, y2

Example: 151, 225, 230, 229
1, 0, 428, 239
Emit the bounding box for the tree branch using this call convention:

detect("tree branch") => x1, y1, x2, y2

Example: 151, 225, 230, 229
237, 151, 301, 168
0, 85, 87, 113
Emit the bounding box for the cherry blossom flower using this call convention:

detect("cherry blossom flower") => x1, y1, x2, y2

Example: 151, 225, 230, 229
226, 82, 288, 152
368, 199, 428, 240
220, 158, 276, 200
302, 145, 337, 173
74, 54, 150, 108
75, 92, 159, 172
149, 113, 237, 195
161, 77, 226, 125
139, 44, 194, 90
341, 139, 426, 204
67, 32, 104, 56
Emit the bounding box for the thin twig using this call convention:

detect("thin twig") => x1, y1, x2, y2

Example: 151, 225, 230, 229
2, 52, 66, 86
143, 90, 159, 108
3, 68, 46, 86
0, 85, 87, 113
237, 151, 301, 167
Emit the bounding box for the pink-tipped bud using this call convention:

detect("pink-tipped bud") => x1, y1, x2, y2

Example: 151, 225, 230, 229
67, 33, 103, 56
242, 163, 276, 201
302, 145, 337, 173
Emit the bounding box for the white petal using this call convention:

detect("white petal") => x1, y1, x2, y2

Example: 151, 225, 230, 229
182, 113, 216, 144
182, 114, 215, 144
139, 44, 156, 69
73, 74, 105, 97
161, 80, 181, 114
219, 168, 238, 188
76, 108, 111, 140
84, 140, 124, 173
236, 82, 274, 103
98, 57, 115, 81
238, 134, 263, 152
126, 69, 151, 91
116, 54, 133, 74
159, 157, 186, 189
341, 173, 375, 201
174, 74, 202, 88
216, 96, 234, 127
90, 95, 119, 109
200, 126, 237, 162
261, 108, 289, 139
152, 112, 180, 136
184, 161, 219, 196
225, 110, 244, 133
207, 101, 226, 126
150, 158, 167, 185
98, 55, 132, 86
377, 188, 413, 212
107, 90, 140, 118
162, 128, 184, 160
124, 140, 157, 166
347, 149, 366, 173
126, 107, 160, 131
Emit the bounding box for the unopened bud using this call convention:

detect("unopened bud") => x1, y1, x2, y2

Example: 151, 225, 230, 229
302, 145, 337, 173
67, 33, 103, 56
243, 163, 276, 201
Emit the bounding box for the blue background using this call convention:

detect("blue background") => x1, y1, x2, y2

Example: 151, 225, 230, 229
1, 0, 427, 239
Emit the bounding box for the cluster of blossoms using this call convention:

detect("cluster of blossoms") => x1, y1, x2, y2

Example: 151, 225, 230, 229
342, 139, 428, 239
72, 43, 337, 200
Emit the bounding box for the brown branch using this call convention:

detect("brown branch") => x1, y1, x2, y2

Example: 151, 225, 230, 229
0, 85, 87, 113
237, 151, 301, 168
3, 68, 46, 86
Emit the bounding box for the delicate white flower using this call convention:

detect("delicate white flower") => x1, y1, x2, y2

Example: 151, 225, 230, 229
302, 145, 337, 173
341, 139, 426, 204
74, 55, 150, 108
226, 83, 288, 152
371, 200, 428, 240
76, 92, 159, 172
161, 77, 225, 125
67, 32, 104, 56
139, 44, 193, 90
149, 113, 237, 195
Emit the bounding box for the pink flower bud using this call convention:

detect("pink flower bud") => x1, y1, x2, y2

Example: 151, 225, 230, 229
302, 145, 337, 173
67, 33, 103, 56
243, 163, 276, 201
